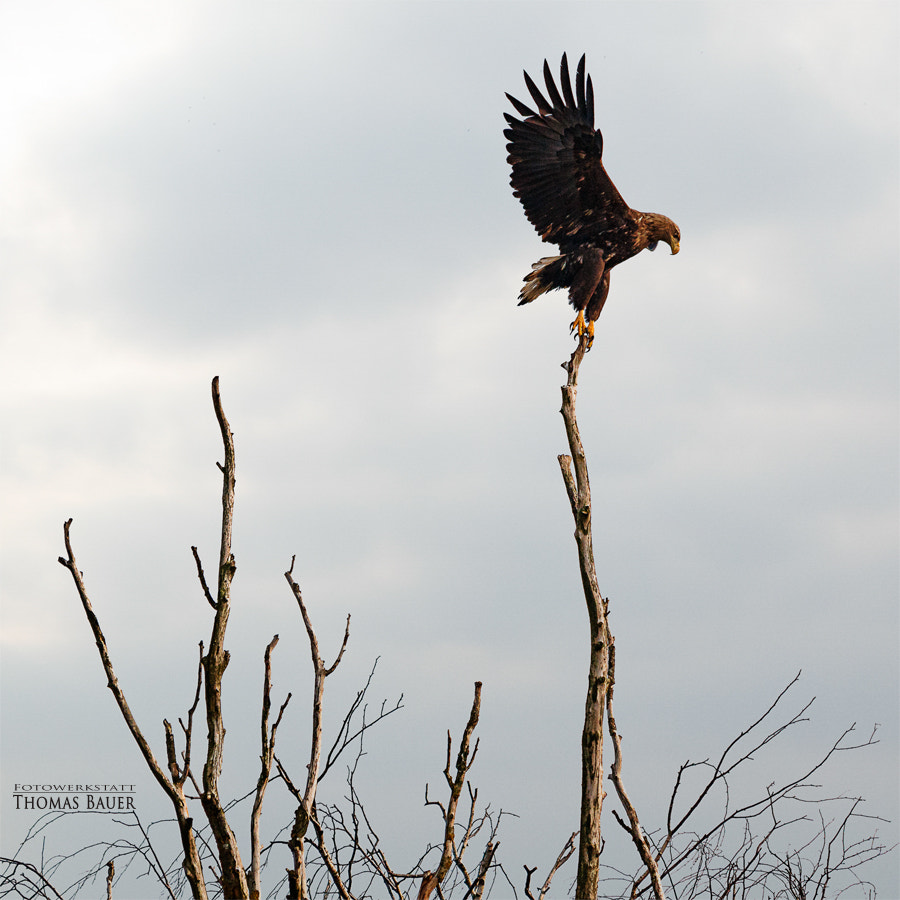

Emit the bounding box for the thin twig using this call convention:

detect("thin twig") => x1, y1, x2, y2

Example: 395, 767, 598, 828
190, 546, 217, 609
606, 642, 665, 899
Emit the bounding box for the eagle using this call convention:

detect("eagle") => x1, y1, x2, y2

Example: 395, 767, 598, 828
504, 54, 680, 346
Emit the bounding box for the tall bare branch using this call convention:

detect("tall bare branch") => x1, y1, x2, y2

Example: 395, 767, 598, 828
558, 335, 610, 899
198, 375, 249, 899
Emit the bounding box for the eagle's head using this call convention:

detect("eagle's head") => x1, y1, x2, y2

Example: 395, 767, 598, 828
644, 213, 680, 255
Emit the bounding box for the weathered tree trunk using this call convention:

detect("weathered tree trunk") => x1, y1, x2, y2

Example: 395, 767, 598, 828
200, 376, 249, 899
558, 339, 610, 900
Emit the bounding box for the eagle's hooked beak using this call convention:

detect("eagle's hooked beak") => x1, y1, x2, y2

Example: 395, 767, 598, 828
669, 235, 680, 255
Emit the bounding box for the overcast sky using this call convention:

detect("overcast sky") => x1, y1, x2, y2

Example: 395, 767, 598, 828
1, 2, 897, 897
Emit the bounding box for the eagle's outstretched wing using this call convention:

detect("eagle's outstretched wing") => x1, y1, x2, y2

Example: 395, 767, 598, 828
504, 54, 632, 246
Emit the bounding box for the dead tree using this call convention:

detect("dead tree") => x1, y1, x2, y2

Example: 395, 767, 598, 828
558, 335, 662, 900
6, 372, 886, 900
54, 377, 347, 900
49, 377, 500, 900
554, 338, 892, 900
199, 376, 250, 899
558, 336, 611, 899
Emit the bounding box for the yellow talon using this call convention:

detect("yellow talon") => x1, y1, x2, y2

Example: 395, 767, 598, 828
569, 311, 595, 349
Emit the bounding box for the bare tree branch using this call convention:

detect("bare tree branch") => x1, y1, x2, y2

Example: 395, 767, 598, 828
0, 857, 66, 900
249, 634, 291, 900
191, 546, 217, 610
524, 830, 577, 900
105, 860, 114, 900
606, 642, 665, 900
198, 375, 249, 899
613, 677, 893, 900
558, 334, 610, 900
57, 521, 208, 899
318, 659, 404, 784
280, 556, 352, 900
419, 682, 483, 900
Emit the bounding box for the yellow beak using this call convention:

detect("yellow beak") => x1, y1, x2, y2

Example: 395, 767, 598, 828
669, 236, 680, 255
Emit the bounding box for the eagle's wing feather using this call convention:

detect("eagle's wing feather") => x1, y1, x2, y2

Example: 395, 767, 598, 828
542, 59, 565, 111
505, 53, 631, 245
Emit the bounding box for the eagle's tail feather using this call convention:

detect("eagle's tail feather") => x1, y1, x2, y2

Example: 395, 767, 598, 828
518, 255, 567, 305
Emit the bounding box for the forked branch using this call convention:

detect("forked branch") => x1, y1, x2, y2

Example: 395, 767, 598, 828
249, 634, 292, 900
279, 557, 352, 900
419, 681, 484, 900
524, 831, 578, 900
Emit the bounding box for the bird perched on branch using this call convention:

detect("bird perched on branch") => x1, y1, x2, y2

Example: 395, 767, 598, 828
504, 53, 680, 346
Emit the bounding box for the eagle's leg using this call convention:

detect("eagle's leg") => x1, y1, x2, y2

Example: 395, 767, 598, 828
583, 271, 611, 345
568, 247, 606, 348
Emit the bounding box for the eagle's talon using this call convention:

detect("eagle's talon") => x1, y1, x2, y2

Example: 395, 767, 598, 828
569, 312, 595, 349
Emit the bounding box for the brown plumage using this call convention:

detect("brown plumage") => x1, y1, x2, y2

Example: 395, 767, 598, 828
504, 54, 680, 345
